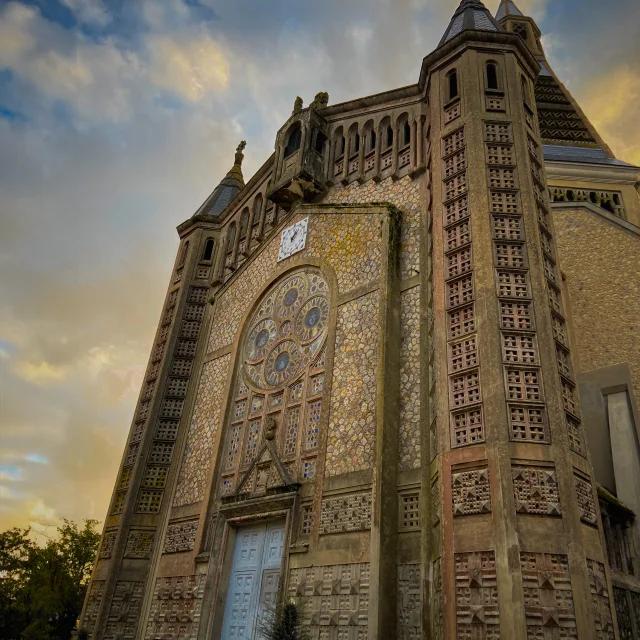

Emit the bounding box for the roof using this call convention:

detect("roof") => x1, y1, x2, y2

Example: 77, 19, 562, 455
495, 0, 524, 21
543, 145, 637, 168
439, 0, 500, 47
194, 163, 245, 218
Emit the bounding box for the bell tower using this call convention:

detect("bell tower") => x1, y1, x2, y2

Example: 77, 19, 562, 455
423, 0, 618, 637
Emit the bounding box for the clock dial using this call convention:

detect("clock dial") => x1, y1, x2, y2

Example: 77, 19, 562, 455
278, 217, 308, 261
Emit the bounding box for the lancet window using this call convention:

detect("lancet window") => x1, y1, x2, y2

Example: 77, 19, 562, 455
219, 268, 330, 496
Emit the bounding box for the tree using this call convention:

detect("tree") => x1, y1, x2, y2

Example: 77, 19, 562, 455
256, 602, 307, 640
0, 519, 100, 640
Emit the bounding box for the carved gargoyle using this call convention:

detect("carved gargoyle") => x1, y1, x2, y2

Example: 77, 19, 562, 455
265, 415, 277, 441
310, 91, 329, 110
292, 96, 303, 115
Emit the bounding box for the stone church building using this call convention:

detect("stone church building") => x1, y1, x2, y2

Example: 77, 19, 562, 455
81, 1, 640, 638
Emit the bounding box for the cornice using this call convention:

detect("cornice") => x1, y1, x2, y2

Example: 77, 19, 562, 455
545, 161, 640, 186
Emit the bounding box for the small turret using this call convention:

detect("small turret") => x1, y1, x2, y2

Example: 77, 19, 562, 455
438, 0, 501, 47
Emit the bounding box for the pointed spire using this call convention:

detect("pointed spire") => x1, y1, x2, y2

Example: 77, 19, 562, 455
439, 0, 501, 47
197, 141, 246, 218
496, 0, 523, 21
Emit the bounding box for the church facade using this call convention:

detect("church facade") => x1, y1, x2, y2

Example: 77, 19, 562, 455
81, 1, 640, 638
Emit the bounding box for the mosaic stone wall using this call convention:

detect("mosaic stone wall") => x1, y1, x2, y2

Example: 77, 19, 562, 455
325, 292, 379, 476
399, 286, 420, 470
173, 354, 231, 507
288, 563, 370, 639
207, 211, 385, 355
325, 175, 421, 280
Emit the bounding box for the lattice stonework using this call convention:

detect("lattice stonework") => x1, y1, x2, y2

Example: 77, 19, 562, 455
521, 553, 577, 637
397, 564, 421, 640
104, 581, 144, 640
288, 563, 369, 635
512, 465, 561, 516
220, 268, 328, 494
452, 466, 491, 516
145, 575, 206, 640
574, 471, 598, 526
123, 529, 155, 559
443, 126, 484, 449
455, 551, 500, 637
319, 491, 372, 535
99, 529, 117, 559
163, 519, 199, 554
587, 559, 615, 639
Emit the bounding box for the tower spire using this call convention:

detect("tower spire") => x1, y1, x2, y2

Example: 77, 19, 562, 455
496, 0, 523, 21
438, 0, 501, 47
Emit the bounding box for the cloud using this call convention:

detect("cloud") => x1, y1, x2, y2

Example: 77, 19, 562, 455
60, 0, 111, 27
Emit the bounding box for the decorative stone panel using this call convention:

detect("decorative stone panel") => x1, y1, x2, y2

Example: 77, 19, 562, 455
173, 354, 230, 507
104, 581, 144, 640
288, 563, 369, 636
99, 529, 117, 559
613, 587, 637, 640
163, 518, 199, 554
145, 574, 206, 640
83, 580, 105, 632
124, 529, 155, 559
452, 466, 491, 516
397, 564, 421, 640
586, 559, 614, 639
319, 491, 372, 535
512, 465, 561, 516
399, 286, 420, 470
454, 551, 499, 638
520, 552, 577, 637
574, 470, 598, 526
325, 292, 378, 476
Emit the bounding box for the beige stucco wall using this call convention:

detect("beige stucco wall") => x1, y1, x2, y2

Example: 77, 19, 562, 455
553, 206, 640, 400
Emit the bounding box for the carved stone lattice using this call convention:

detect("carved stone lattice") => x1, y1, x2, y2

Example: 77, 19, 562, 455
512, 466, 561, 516
397, 564, 421, 640
83, 580, 105, 632
574, 471, 598, 526
123, 529, 155, 559
586, 559, 614, 640
163, 519, 199, 554
521, 553, 577, 638
99, 529, 117, 559
452, 466, 491, 516
319, 491, 372, 535
432, 557, 443, 639
455, 551, 500, 638
145, 575, 206, 640
288, 563, 369, 636
104, 581, 144, 640
613, 587, 633, 640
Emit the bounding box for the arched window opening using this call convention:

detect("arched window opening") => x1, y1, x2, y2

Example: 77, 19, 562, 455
403, 121, 411, 147
178, 241, 189, 268
369, 129, 376, 152
219, 268, 330, 496
314, 130, 327, 155
447, 70, 459, 101
239, 209, 250, 239
486, 62, 498, 90
386, 125, 393, 149
352, 132, 360, 154
284, 125, 302, 158
337, 136, 346, 158
521, 75, 532, 108
202, 238, 215, 262
513, 22, 528, 42
226, 223, 236, 254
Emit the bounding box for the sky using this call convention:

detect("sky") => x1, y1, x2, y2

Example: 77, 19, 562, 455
0, 0, 639, 535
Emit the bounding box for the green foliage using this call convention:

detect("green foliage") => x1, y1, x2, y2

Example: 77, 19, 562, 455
0, 519, 100, 640
257, 602, 307, 640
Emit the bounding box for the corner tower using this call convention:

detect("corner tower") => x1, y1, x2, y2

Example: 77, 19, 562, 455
423, 1, 617, 637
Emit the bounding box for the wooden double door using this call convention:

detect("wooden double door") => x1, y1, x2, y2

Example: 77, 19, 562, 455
220, 520, 285, 639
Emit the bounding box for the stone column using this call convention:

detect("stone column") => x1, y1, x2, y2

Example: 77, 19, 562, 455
357, 126, 366, 183
373, 123, 383, 182
341, 133, 351, 185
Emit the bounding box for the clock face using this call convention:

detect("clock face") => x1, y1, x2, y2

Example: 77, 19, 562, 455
278, 217, 308, 262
